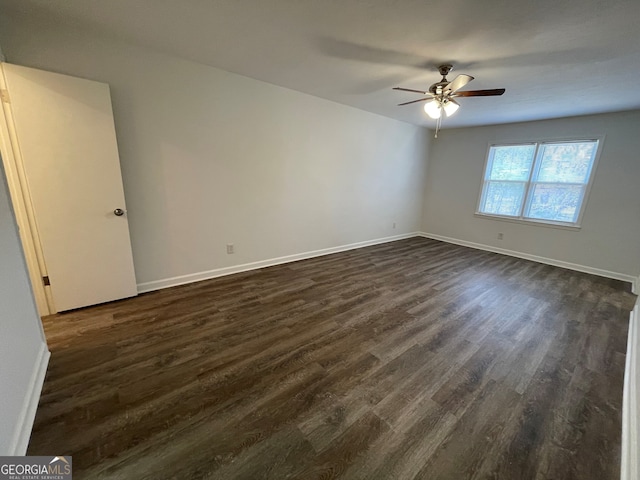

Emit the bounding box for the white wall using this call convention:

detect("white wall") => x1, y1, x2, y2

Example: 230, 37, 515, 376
0, 15, 429, 288
422, 111, 640, 279
0, 161, 49, 454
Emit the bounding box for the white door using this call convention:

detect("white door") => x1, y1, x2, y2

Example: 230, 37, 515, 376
2, 63, 137, 312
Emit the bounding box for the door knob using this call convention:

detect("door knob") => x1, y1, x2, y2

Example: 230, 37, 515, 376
114, 208, 125, 216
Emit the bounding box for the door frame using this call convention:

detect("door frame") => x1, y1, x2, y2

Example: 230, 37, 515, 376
0, 64, 54, 316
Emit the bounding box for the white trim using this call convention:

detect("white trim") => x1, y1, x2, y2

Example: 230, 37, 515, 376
474, 212, 582, 231
9, 342, 50, 455
419, 232, 636, 285
633, 275, 639, 296
622, 301, 639, 480
0, 63, 53, 316
137, 232, 419, 293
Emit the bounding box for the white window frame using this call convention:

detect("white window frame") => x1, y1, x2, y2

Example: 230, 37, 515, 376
475, 137, 604, 229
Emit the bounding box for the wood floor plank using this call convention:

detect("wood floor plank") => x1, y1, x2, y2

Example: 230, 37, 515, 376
26, 237, 636, 479
414, 379, 522, 479
291, 411, 390, 480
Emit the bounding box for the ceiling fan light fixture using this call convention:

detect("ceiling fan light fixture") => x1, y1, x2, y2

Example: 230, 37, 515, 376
424, 99, 441, 119
443, 99, 459, 117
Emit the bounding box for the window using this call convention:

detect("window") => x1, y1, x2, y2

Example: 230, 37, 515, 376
477, 140, 600, 226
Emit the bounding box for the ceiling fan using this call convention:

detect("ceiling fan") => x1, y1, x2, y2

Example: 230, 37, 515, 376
393, 64, 505, 136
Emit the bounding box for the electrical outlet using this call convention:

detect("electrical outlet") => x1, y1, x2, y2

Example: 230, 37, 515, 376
226, 244, 234, 254
497, 233, 504, 240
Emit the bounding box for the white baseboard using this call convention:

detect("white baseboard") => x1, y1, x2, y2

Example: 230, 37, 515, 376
139, 232, 638, 293
633, 275, 639, 296
622, 301, 639, 480
419, 232, 636, 286
10, 342, 50, 455
137, 232, 420, 293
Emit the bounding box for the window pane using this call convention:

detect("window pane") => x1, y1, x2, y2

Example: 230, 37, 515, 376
488, 145, 536, 181
481, 181, 526, 216
526, 184, 583, 223
535, 142, 597, 183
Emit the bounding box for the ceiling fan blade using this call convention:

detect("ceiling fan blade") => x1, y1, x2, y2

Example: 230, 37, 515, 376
393, 87, 429, 94
454, 88, 506, 97
443, 74, 474, 94
398, 97, 433, 106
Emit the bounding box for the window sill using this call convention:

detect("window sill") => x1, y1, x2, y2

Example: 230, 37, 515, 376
474, 212, 582, 231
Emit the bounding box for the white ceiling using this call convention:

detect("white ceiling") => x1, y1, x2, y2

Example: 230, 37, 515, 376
2, 0, 640, 128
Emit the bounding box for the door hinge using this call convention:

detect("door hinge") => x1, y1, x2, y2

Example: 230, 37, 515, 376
42, 275, 50, 286
0, 89, 9, 103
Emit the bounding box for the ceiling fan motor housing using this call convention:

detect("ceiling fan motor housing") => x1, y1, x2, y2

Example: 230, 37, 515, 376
429, 81, 448, 95
430, 64, 454, 95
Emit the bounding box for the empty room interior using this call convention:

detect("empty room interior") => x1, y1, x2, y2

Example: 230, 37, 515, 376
1, 1, 639, 479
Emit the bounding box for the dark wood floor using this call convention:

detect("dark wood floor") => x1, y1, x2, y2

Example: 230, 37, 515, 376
28, 237, 637, 479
